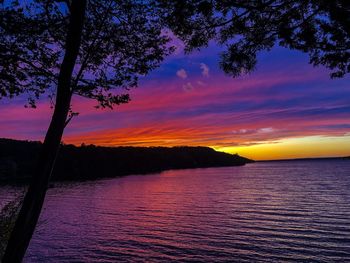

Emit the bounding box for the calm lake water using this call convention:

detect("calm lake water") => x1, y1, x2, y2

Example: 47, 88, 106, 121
2, 160, 350, 262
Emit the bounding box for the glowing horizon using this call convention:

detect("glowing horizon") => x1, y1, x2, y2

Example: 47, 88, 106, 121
0, 45, 349, 160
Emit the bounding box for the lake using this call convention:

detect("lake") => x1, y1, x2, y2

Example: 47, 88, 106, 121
2, 160, 350, 262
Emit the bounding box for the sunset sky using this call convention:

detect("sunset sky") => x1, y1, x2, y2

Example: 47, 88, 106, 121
1, 43, 349, 160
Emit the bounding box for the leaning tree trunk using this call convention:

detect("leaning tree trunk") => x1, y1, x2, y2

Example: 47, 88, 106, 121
2, 1, 87, 262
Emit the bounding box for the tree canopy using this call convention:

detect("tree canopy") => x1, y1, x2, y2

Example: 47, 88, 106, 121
0, 0, 173, 108
158, 0, 350, 78
1, 1, 350, 262
1, 1, 177, 260
1, 1, 349, 111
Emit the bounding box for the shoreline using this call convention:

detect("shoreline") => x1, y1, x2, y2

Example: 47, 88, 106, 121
0, 138, 253, 185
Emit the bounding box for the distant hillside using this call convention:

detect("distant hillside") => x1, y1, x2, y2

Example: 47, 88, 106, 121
0, 138, 253, 183
259, 156, 350, 162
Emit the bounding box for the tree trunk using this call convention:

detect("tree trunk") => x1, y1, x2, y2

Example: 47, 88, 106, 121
2, 1, 87, 262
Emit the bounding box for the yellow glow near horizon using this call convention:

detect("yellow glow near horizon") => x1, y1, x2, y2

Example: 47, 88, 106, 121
216, 135, 350, 160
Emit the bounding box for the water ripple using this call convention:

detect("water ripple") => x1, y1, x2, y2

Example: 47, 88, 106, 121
2, 160, 350, 262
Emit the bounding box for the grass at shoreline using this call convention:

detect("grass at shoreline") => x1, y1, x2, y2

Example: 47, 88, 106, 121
0, 195, 24, 260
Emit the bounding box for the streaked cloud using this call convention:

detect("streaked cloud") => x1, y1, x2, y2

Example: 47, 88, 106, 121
200, 63, 209, 77
258, 127, 275, 133
197, 81, 206, 86
176, 69, 187, 79
182, 82, 194, 92
0, 46, 349, 160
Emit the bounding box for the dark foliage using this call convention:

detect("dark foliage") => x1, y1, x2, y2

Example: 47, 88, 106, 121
158, 0, 350, 78
0, 196, 23, 258
1, 1, 176, 259
0, 138, 252, 183
0, 0, 173, 108
1, 1, 349, 260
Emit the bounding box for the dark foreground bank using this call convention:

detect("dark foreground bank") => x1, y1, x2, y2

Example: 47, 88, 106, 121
0, 138, 252, 183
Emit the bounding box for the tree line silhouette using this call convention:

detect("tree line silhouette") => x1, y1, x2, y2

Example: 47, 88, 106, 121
0, 138, 252, 183
1, 0, 349, 261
